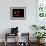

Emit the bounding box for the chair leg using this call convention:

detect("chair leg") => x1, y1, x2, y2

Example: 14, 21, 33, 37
4, 41, 7, 46
4, 33, 7, 46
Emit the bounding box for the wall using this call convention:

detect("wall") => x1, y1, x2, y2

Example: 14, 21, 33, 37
0, 0, 36, 42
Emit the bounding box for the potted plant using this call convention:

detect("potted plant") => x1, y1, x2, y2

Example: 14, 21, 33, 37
33, 32, 46, 43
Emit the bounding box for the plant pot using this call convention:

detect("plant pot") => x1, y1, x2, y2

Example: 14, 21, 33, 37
37, 39, 45, 44
37, 39, 40, 46
37, 39, 40, 43
40, 38, 45, 43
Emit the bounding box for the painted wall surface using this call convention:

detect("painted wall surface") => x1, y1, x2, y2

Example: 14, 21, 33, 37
0, 0, 36, 42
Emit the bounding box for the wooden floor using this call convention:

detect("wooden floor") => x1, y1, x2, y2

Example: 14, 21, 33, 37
0, 42, 46, 46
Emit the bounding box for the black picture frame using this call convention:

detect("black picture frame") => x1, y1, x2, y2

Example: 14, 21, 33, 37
10, 7, 26, 20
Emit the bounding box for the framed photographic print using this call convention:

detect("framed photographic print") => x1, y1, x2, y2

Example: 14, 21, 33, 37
10, 7, 26, 20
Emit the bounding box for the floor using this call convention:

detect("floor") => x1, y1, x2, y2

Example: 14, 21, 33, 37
0, 42, 46, 46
